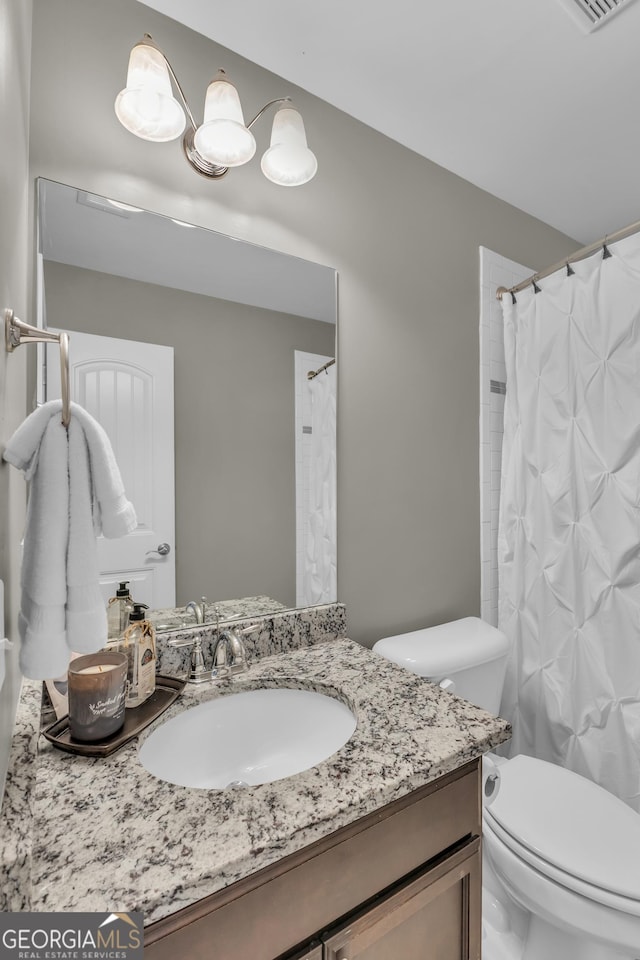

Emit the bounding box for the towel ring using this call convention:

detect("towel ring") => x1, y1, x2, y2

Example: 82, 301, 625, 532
5, 308, 71, 427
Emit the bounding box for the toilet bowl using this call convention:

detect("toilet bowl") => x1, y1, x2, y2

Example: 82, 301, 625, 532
373, 619, 640, 960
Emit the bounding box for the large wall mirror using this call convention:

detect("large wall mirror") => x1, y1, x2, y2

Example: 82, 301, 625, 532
37, 178, 337, 629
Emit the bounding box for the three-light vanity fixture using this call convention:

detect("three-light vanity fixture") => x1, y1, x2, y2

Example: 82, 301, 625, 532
115, 35, 318, 187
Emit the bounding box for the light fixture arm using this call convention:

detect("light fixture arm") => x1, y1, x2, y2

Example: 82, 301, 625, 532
137, 34, 198, 133
185, 94, 296, 181
246, 97, 292, 130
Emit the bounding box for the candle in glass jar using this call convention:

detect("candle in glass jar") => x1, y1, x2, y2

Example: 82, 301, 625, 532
76, 663, 119, 675
68, 652, 128, 741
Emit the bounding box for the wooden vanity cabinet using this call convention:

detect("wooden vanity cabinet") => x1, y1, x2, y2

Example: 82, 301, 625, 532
144, 759, 482, 960
286, 946, 323, 960
320, 838, 480, 960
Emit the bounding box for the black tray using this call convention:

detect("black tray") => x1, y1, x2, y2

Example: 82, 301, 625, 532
41, 675, 185, 757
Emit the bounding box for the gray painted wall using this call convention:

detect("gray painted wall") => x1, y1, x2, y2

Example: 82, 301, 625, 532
43, 261, 335, 608
26, 0, 580, 652
0, 0, 31, 797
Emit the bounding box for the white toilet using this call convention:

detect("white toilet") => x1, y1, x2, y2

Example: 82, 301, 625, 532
374, 618, 640, 960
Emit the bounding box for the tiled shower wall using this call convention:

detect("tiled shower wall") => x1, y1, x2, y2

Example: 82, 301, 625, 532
479, 248, 531, 626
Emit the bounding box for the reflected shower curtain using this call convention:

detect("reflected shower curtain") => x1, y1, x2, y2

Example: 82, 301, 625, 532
498, 235, 640, 810
302, 364, 337, 605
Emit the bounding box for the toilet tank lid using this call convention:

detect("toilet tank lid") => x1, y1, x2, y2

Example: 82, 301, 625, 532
373, 617, 511, 676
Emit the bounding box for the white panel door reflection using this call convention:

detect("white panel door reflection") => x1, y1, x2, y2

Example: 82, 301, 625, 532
47, 330, 175, 609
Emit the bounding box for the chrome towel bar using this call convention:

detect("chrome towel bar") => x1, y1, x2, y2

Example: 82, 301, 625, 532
4, 308, 71, 427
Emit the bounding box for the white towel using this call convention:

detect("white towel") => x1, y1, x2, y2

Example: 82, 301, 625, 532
69, 404, 137, 539
3, 400, 137, 680
7, 410, 69, 679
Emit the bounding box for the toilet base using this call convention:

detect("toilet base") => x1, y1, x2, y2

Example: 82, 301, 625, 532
482, 894, 524, 960
524, 914, 636, 960
482, 894, 637, 960
482, 859, 639, 960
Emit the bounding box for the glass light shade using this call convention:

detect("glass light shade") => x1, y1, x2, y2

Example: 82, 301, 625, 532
193, 72, 256, 167
115, 43, 186, 142
261, 106, 318, 186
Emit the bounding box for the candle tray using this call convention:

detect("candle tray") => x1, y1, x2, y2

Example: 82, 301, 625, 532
41, 674, 185, 757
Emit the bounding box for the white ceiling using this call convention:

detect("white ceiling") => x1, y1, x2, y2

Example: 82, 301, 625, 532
140, 0, 640, 244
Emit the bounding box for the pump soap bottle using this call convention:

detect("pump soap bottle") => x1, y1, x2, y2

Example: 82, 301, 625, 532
106, 581, 134, 641
121, 603, 156, 708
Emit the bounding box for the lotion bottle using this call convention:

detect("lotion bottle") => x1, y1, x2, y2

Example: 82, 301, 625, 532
120, 603, 156, 708
106, 581, 134, 641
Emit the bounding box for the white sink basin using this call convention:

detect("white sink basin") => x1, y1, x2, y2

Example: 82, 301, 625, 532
139, 686, 357, 789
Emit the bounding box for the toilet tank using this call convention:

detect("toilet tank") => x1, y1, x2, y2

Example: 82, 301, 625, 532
373, 617, 511, 714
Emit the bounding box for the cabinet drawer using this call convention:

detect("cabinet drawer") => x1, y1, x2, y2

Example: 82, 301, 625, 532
323, 838, 481, 960
145, 760, 480, 960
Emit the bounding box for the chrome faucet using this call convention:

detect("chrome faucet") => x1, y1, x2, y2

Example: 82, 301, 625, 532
211, 628, 248, 679
185, 596, 207, 624
211, 623, 260, 680
169, 611, 259, 683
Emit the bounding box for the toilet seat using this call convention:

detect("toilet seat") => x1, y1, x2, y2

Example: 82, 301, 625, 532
483, 817, 640, 954
484, 813, 640, 917
484, 754, 640, 909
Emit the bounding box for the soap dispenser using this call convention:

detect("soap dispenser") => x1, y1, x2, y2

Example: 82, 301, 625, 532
120, 603, 156, 708
106, 581, 134, 641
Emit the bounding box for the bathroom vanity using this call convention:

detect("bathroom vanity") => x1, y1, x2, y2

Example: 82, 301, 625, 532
0, 605, 510, 960
146, 761, 481, 960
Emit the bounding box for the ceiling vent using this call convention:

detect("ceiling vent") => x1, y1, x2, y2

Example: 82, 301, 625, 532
557, 0, 638, 31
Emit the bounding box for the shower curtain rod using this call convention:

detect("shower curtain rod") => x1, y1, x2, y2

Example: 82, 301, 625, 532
496, 214, 640, 301
307, 357, 336, 380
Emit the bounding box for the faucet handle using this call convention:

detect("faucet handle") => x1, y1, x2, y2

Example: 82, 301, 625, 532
168, 634, 210, 683
231, 623, 259, 668
187, 636, 210, 683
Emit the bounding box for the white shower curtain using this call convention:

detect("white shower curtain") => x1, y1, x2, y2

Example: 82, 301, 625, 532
499, 234, 640, 810
302, 364, 337, 605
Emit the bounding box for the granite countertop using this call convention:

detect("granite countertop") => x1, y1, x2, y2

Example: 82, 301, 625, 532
1, 636, 510, 926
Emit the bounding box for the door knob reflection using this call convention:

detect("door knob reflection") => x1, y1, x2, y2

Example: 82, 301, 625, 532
146, 542, 171, 557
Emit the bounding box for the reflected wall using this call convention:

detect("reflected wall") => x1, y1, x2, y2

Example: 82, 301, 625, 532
43, 259, 335, 608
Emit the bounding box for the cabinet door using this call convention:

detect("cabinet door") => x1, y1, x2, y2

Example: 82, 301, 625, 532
323, 840, 481, 960
284, 946, 322, 960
